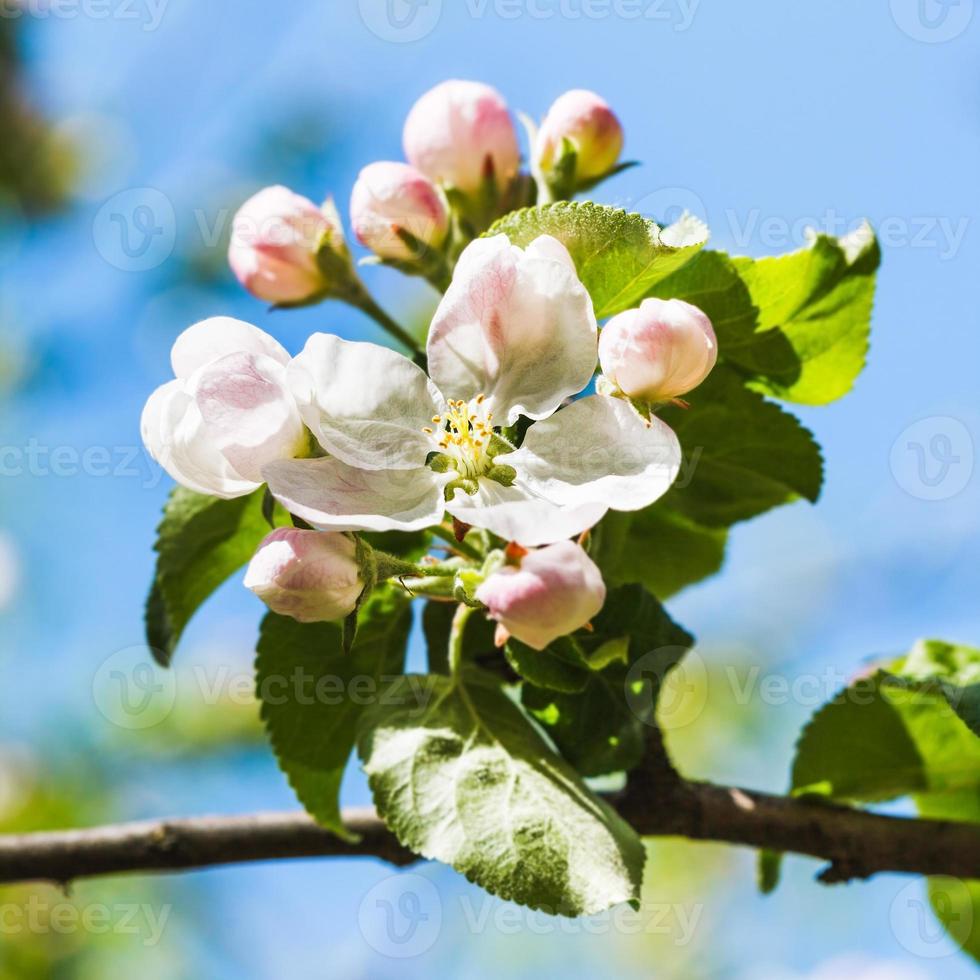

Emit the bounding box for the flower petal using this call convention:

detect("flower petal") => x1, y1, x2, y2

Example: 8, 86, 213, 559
500, 395, 681, 512
522, 234, 577, 271
263, 456, 447, 532
427, 234, 597, 423
445, 479, 606, 547
188, 352, 306, 483
141, 380, 258, 498
288, 334, 445, 471
170, 317, 290, 379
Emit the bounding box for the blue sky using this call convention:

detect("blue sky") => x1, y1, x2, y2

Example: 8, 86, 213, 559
1, 1, 978, 976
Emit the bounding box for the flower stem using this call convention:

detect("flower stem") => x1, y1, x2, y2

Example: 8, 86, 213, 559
348, 287, 423, 358
374, 552, 461, 582
430, 524, 483, 561
448, 602, 475, 679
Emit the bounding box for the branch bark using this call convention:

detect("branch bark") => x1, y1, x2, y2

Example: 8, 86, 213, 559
1, 781, 977, 888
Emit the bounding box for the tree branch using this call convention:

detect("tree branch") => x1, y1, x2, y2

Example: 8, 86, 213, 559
1, 782, 977, 888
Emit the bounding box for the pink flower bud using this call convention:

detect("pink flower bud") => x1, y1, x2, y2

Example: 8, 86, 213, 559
350, 161, 449, 261
475, 541, 606, 651
536, 89, 624, 182
599, 298, 718, 402
228, 185, 346, 304
403, 80, 520, 194
244, 528, 364, 623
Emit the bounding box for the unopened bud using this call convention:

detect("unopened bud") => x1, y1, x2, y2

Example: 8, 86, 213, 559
536, 89, 623, 184
244, 528, 364, 623
599, 298, 718, 402
228, 186, 348, 305
350, 161, 449, 261
475, 540, 606, 651
403, 79, 520, 195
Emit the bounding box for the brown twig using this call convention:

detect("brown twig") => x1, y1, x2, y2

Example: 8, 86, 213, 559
1, 784, 977, 887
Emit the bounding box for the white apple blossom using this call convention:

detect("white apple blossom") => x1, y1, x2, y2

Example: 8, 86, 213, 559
263, 234, 681, 546
141, 317, 306, 499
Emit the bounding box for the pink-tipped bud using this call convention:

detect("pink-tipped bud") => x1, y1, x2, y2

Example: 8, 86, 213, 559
536, 89, 624, 182
228, 185, 347, 304
475, 541, 606, 651
599, 298, 718, 402
350, 161, 449, 261
244, 528, 364, 623
403, 80, 520, 195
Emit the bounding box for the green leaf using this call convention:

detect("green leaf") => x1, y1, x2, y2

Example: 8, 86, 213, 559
915, 790, 980, 964
645, 249, 794, 386
929, 874, 980, 965
757, 848, 782, 895
422, 600, 498, 678
421, 600, 454, 676
765, 640, 980, 894
256, 588, 412, 840
587, 584, 695, 659
523, 586, 693, 777
146, 487, 280, 666
591, 507, 727, 599
504, 638, 591, 694
648, 228, 879, 406
645, 249, 758, 343
489, 202, 707, 318
358, 668, 645, 914
891, 639, 980, 737
658, 366, 824, 527
589, 364, 823, 594
790, 674, 929, 802
790, 661, 980, 805
732, 227, 880, 405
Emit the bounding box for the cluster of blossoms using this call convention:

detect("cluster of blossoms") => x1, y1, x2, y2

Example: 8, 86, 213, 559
141, 80, 717, 651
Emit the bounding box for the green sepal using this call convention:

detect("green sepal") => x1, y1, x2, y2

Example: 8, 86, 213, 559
444, 477, 480, 500
487, 433, 516, 458
486, 463, 517, 487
